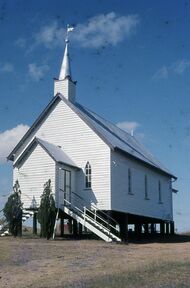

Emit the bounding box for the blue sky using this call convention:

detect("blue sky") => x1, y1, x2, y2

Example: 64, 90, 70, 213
0, 0, 190, 232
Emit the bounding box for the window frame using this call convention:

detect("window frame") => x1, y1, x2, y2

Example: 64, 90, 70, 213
84, 162, 92, 189
128, 168, 133, 195
144, 174, 149, 200
158, 180, 163, 204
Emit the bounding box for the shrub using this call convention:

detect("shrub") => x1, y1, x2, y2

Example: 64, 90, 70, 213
38, 179, 56, 239
3, 180, 23, 236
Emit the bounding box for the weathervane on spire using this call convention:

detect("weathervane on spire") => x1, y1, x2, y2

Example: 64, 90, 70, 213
65, 24, 74, 43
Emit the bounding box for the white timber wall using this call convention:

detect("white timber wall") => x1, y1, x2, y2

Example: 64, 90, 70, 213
111, 151, 173, 221
14, 144, 55, 208
54, 80, 76, 102
13, 100, 111, 210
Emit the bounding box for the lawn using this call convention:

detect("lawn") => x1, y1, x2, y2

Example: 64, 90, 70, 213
0, 235, 190, 288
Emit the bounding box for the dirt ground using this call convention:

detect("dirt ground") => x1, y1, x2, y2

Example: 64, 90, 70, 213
0, 235, 190, 288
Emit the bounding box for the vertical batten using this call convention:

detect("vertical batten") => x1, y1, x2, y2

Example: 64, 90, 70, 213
54, 78, 76, 102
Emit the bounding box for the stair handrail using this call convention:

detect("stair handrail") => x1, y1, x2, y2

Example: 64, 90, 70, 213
60, 190, 120, 237
70, 191, 119, 228
62, 197, 113, 236
83, 206, 117, 235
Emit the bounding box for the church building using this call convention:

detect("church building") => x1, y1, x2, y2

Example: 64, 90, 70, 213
7, 27, 177, 242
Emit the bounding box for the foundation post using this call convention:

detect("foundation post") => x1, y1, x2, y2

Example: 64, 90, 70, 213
33, 212, 37, 235
60, 218, 64, 237
160, 222, 165, 235
120, 214, 128, 242
170, 221, 175, 235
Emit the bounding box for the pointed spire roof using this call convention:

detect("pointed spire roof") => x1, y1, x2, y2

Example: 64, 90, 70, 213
59, 25, 74, 81
59, 41, 72, 80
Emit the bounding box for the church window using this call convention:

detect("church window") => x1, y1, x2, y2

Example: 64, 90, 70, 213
144, 175, 149, 199
128, 168, 132, 194
158, 180, 162, 203
85, 162, 91, 189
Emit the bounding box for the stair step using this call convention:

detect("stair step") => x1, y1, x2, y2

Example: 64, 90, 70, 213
61, 205, 121, 242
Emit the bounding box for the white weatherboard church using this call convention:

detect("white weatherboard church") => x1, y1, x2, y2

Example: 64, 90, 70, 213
7, 27, 177, 242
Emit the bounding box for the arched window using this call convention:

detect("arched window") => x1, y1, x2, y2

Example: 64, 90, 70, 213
144, 175, 148, 199
158, 180, 162, 203
85, 162, 91, 189
128, 168, 132, 194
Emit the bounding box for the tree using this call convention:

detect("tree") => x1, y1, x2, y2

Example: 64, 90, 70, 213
38, 179, 56, 239
3, 180, 23, 236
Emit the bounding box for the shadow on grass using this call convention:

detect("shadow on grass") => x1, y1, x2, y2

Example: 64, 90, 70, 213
127, 233, 190, 245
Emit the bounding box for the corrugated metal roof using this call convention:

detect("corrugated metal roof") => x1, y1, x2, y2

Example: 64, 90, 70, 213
59, 95, 175, 178
36, 138, 78, 168
14, 137, 79, 169
77, 103, 171, 173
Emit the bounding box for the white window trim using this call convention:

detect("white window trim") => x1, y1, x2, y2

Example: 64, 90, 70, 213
84, 162, 92, 190
144, 175, 149, 200
128, 168, 133, 195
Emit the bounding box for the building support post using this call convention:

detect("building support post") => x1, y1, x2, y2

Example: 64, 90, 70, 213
73, 219, 78, 237
68, 219, 72, 234
78, 223, 83, 236
170, 221, 175, 235
33, 212, 37, 235
151, 223, 155, 234
144, 223, 149, 236
17, 210, 23, 237
120, 214, 128, 242
160, 222, 165, 236
135, 223, 142, 238
166, 222, 169, 235
60, 218, 64, 237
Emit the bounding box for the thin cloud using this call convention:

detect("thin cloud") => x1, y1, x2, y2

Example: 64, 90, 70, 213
15, 37, 27, 48
25, 12, 139, 51
73, 12, 140, 48
116, 121, 145, 141
28, 63, 49, 81
33, 21, 65, 49
117, 121, 140, 133
172, 60, 190, 75
0, 124, 29, 164
152, 66, 168, 80
153, 59, 190, 80
0, 62, 14, 73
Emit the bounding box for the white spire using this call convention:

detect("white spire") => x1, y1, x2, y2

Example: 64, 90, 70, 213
59, 41, 71, 80
54, 25, 76, 103
59, 25, 74, 80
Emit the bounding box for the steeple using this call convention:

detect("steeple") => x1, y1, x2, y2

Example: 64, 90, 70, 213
54, 25, 76, 103
59, 36, 72, 80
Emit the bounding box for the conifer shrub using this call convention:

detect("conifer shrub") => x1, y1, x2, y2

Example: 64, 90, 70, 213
38, 179, 56, 239
3, 180, 23, 236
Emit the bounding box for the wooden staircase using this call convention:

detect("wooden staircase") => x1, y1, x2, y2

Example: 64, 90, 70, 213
54, 191, 121, 243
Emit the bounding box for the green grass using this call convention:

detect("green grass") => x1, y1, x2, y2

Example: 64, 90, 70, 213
66, 261, 190, 288
1, 237, 190, 288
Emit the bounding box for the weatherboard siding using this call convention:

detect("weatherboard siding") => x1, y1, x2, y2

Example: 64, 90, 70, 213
111, 151, 173, 221
13, 100, 111, 210
13, 144, 55, 208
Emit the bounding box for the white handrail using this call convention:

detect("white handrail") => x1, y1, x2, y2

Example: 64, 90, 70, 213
62, 196, 119, 237
71, 190, 118, 227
